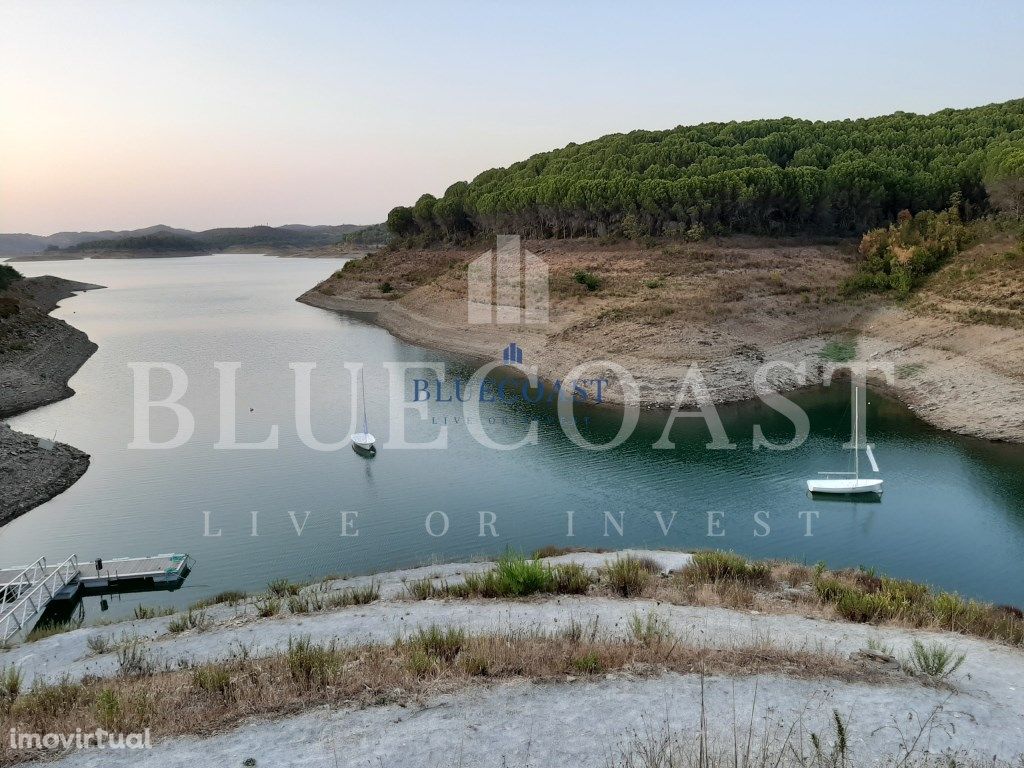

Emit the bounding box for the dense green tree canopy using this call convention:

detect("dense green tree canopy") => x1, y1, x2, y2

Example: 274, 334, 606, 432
388, 99, 1024, 241
0, 264, 22, 291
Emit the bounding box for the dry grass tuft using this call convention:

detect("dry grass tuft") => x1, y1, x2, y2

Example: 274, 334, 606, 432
684, 550, 773, 587
603, 556, 655, 597
405, 553, 596, 601
189, 590, 247, 610
812, 569, 1024, 645
0, 627, 891, 763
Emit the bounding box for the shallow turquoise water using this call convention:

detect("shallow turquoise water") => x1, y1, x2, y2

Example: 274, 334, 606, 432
4, 254, 1024, 621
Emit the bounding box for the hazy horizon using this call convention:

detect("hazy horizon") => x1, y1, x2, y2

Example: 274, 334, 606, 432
2, 0, 1023, 235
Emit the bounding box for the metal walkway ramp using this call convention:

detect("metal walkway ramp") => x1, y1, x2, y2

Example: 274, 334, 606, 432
0, 556, 80, 643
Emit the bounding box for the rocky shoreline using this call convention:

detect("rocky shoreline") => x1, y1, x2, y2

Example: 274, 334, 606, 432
0, 274, 102, 525
298, 288, 1024, 444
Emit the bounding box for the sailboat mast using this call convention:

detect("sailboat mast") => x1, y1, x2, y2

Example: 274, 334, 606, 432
854, 387, 859, 479
361, 368, 369, 435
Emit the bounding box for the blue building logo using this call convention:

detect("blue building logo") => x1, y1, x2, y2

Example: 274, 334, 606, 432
501, 342, 523, 365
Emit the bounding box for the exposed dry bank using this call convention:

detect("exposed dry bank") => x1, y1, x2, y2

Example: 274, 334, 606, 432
4, 550, 1024, 766
0, 274, 101, 524
300, 235, 1024, 442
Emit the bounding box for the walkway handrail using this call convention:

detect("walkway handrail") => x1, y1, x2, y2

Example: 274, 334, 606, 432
0, 557, 47, 601
0, 555, 80, 643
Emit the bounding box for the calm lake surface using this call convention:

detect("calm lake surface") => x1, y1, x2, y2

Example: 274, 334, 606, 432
4, 254, 1024, 621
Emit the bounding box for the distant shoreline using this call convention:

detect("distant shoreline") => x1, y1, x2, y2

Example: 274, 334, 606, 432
4, 245, 370, 262
299, 237, 1024, 444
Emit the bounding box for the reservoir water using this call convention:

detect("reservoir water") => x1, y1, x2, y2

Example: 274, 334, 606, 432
3, 254, 1024, 621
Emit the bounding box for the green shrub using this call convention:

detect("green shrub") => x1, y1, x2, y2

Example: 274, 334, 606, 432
814, 576, 854, 604
167, 608, 212, 633
571, 652, 602, 674
287, 593, 324, 614
846, 206, 976, 297
552, 563, 594, 594
627, 612, 673, 648
116, 638, 154, 677
905, 640, 965, 680
603, 556, 653, 597
86, 634, 114, 655
687, 550, 772, 586
286, 636, 338, 689
192, 663, 232, 697
255, 596, 281, 617
267, 578, 302, 597
834, 590, 899, 623
0, 264, 22, 291
573, 269, 602, 291
95, 689, 121, 729
820, 338, 857, 363
26, 621, 77, 642
408, 625, 465, 662
464, 552, 556, 598
461, 654, 490, 676
406, 649, 435, 676
325, 582, 379, 608
190, 590, 247, 609
405, 576, 446, 600
0, 665, 23, 708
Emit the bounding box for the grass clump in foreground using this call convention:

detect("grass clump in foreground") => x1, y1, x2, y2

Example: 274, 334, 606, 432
609, 706, 995, 768
905, 639, 966, 680
166, 608, 212, 634
267, 578, 303, 597
0, 627, 881, 760
189, 590, 247, 610
132, 605, 175, 621
812, 568, 1024, 645
603, 555, 660, 597
25, 620, 81, 643
464, 552, 558, 597
406, 552, 597, 600
686, 550, 772, 586
324, 582, 380, 608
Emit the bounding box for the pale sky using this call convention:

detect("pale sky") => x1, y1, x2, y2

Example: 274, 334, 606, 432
2, 0, 1022, 235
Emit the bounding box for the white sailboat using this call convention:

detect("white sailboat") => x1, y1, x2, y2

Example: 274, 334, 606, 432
351, 368, 376, 455
806, 387, 882, 495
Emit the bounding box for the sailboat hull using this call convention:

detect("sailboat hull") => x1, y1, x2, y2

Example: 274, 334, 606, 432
351, 442, 376, 456
351, 432, 376, 450
807, 478, 883, 494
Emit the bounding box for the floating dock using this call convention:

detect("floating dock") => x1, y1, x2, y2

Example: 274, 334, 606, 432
0, 553, 192, 642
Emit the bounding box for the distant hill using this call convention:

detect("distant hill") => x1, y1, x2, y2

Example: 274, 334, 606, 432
62, 233, 207, 253
0, 223, 387, 255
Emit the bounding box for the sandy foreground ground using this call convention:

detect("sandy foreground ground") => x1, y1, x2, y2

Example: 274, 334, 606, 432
0, 276, 101, 524
8, 551, 1024, 767
300, 238, 1024, 443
